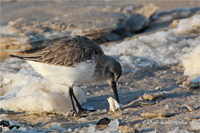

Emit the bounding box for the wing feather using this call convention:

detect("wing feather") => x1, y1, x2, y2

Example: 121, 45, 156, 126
11, 36, 104, 67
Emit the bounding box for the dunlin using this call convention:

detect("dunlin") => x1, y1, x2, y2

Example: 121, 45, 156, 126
11, 36, 122, 116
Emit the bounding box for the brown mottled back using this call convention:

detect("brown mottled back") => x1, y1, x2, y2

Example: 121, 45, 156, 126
12, 36, 105, 67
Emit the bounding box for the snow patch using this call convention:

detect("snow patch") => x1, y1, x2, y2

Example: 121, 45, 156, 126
102, 15, 200, 73
190, 119, 200, 130
173, 15, 200, 34
0, 58, 86, 115
181, 45, 200, 80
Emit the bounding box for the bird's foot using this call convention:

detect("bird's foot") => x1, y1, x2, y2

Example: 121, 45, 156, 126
78, 106, 96, 114
71, 110, 88, 117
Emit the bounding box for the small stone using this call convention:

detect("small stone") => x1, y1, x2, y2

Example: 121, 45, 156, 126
141, 112, 159, 118
141, 112, 174, 118
118, 125, 135, 133
185, 117, 193, 121
155, 86, 161, 90
186, 105, 195, 112
136, 3, 158, 18
134, 123, 141, 128
86, 91, 91, 95
170, 20, 179, 28
143, 92, 165, 101
122, 6, 133, 15
126, 13, 150, 33
181, 79, 200, 89
96, 118, 111, 126
143, 93, 154, 100
9, 125, 20, 130
101, 109, 107, 112
105, 33, 121, 41
96, 118, 110, 130
0, 120, 10, 127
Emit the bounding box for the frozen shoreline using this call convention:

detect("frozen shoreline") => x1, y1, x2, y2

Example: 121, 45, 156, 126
0, 3, 200, 132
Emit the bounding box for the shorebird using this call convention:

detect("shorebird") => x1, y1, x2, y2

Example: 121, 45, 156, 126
11, 35, 122, 117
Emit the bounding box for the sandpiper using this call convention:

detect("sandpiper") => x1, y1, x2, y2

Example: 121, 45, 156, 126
11, 35, 122, 117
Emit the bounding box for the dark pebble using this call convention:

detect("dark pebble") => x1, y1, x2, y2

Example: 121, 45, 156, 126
9, 125, 20, 130
0, 120, 10, 127
96, 117, 111, 125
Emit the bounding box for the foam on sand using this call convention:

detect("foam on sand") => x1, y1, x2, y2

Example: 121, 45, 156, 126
173, 14, 200, 35
0, 58, 86, 115
102, 15, 200, 74
181, 45, 200, 80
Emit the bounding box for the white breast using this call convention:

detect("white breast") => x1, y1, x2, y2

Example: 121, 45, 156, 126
27, 60, 96, 86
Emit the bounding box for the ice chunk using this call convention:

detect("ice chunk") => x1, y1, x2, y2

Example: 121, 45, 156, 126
0, 60, 86, 115
102, 15, 200, 73
168, 127, 189, 133
108, 119, 119, 132
67, 128, 72, 132
107, 97, 122, 112
181, 45, 200, 80
173, 15, 200, 35
95, 131, 104, 133
164, 105, 169, 110
78, 118, 89, 122
190, 119, 200, 130
18, 68, 29, 75
88, 125, 96, 133
50, 122, 66, 132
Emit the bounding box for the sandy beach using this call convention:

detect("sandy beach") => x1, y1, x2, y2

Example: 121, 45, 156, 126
0, 1, 200, 132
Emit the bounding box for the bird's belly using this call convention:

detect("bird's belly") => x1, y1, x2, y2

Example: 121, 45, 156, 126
27, 61, 96, 86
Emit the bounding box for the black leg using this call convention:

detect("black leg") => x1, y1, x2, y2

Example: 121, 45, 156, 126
69, 86, 82, 117
71, 87, 96, 113
71, 90, 86, 112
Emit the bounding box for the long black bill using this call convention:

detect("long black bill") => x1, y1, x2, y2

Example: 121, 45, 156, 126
111, 81, 119, 103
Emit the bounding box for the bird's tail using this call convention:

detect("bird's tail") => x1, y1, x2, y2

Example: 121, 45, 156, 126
10, 54, 25, 59
10, 53, 41, 61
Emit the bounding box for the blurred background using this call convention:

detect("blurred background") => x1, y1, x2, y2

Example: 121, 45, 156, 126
1, 0, 199, 61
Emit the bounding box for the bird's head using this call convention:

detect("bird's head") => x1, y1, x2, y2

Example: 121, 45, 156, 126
104, 56, 122, 103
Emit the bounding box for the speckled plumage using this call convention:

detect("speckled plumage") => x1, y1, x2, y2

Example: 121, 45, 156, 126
13, 36, 122, 84
18, 36, 104, 67
11, 35, 122, 116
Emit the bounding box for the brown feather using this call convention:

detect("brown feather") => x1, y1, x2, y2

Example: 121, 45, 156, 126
17, 36, 104, 67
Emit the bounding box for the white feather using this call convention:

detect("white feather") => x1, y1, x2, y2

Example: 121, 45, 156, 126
27, 60, 96, 86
